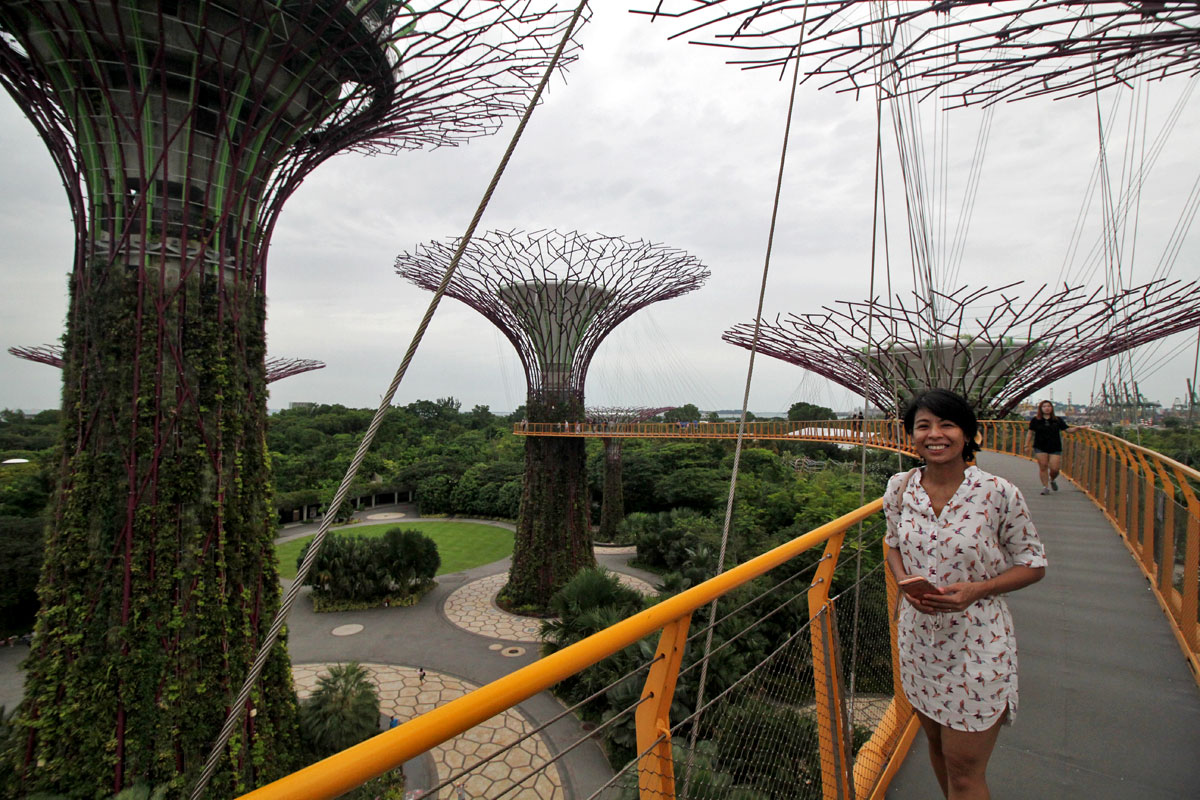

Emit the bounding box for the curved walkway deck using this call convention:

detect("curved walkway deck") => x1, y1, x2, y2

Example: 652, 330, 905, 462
885, 452, 1200, 799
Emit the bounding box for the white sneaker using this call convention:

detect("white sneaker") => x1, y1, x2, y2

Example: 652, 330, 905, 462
1040, 487, 1051, 495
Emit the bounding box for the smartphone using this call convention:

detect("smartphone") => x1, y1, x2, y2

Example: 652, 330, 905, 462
898, 575, 940, 600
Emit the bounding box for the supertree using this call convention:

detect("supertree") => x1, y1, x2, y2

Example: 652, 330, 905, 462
586, 406, 675, 542
396, 230, 708, 609
0, 2, 579, 794
723, 280, 1200, 418
9, 344, 325, 383
637, 1, 1200, 106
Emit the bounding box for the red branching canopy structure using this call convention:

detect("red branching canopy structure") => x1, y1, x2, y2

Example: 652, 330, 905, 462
6, 344, 63, 369
263, 357, 327, 383
637, 1, 1200, 105
0, 1, 580, 793
724, 280, 1200, 418
587, 406, 677, 423
9, 344, 325, 383
396, 230, 710, 404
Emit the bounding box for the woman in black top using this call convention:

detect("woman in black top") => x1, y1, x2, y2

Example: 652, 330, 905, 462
1025, 400, 1069, 495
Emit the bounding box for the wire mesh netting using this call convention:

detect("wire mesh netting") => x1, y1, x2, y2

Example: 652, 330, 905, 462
370, 516, 900, 800
582, 519, 897, 800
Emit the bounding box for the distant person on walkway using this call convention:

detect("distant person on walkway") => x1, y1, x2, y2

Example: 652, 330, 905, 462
885, 389, 1046, 800
1025, 399, 1070, 495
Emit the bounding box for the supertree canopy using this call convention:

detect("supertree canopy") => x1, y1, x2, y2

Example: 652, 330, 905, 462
397, 229, 708, 608
723, 280, 1200, 418
0, 1, 579, 794
638, 1, 1200, 105
9, 344, 325, 383
586, 406, 675, 542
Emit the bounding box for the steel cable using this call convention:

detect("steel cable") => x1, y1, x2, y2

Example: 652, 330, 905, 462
189, 2, 590, 795
682, 7, 810, 790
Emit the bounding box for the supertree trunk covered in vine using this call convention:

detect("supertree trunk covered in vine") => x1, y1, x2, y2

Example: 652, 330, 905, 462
589, 407, 673, 543
599, 437, 625, 543
507, 391, 593, 611
397, 231, 707, 609
0, 1, 578, 793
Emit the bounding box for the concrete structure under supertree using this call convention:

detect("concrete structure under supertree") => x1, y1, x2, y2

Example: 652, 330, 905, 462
0, 1, 577, 794
10, 344, 325, 383
586, 406, 674, 542
396, 230, 708, 608
638, 1, 1200, 106
724, 281, 1200, 418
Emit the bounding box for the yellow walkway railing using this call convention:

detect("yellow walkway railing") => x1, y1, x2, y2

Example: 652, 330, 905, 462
242, 419, 1199, 799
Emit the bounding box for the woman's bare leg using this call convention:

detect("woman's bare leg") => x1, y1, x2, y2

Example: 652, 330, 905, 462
939, 711, 1007, 800
1047, 453, 1062, 487
915, 710, 949, 798
1035, 452, 1050, 489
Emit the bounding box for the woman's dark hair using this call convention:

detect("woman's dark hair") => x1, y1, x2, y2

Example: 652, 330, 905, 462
902, 389, 980, 462
1035, 399, 1056, 420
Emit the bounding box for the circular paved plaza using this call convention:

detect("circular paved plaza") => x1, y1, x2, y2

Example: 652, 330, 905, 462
293, 662, 564, 799
442, 570, 659, 643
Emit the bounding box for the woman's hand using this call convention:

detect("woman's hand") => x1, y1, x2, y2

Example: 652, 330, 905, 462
923, 581, 987, 613
904, 592, 941, 614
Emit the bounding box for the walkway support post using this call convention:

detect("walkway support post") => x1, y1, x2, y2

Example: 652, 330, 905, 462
636, 614, 692, 799
809, 533, 854, 800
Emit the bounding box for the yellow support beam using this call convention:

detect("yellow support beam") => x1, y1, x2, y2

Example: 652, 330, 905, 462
635, 615, 691, 799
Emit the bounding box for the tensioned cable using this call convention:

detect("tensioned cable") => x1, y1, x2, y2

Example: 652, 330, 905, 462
189, 2, 590, 795
847, 4, 891, 737
683, 8, 809, 780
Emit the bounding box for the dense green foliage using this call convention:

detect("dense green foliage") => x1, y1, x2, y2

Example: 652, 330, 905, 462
267, 399, 521, 519
1, 412, 58, 638
788, 401, 838, 421
299, 663, 380, 757
1101, 421, 1199, 466
0, 516, 43, 637
298, 528, 440, 610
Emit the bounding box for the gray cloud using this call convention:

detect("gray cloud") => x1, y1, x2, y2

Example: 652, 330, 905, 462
2, 7, 1197, 416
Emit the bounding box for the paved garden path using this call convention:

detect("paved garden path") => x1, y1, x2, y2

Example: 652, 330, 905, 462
280, 505, 659, 799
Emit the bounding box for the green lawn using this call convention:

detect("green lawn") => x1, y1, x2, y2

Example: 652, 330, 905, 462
275, 521, 514, 581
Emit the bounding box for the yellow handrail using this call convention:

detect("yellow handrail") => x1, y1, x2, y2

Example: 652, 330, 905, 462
240, 500, 884, 799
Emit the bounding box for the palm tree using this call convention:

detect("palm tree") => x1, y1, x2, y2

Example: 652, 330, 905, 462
300, 662, 380, 758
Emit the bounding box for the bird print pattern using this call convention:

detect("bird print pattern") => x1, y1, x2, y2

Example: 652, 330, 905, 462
884, 466, 1047, 731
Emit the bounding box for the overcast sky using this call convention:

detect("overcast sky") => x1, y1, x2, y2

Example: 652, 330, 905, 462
2, 6, 1198, 417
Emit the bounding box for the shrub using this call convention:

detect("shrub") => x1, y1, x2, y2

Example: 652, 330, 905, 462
540, 568, 649, 717
299, 528, 439, 610
624, 509, 721, 572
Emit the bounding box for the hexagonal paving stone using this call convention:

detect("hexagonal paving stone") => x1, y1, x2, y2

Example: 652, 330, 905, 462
291, 663, 564, 798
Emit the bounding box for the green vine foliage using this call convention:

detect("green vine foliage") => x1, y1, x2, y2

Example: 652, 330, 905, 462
502, 393, 596, 611
597, 438, 624, 543
11, 264, 299, 797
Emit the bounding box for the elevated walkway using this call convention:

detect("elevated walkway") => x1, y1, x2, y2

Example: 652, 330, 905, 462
886, 451, 1200, 799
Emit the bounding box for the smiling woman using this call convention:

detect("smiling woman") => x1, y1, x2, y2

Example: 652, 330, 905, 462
275, 521, 514, 581
884, 389, 1046, 798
